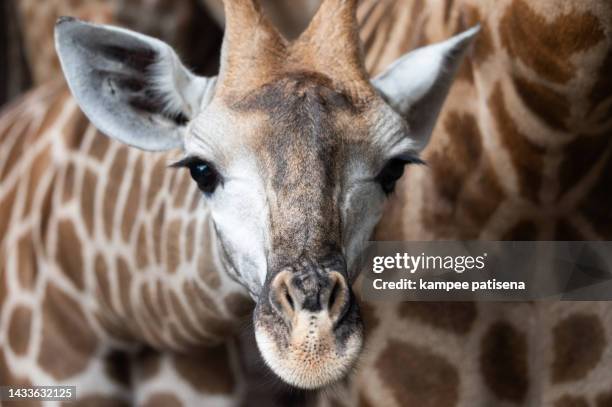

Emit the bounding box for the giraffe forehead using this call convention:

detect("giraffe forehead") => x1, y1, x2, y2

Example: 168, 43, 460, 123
202, 72, 381, 179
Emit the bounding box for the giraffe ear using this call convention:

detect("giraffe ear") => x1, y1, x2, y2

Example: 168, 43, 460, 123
372, 26, 479, 150
55, 17, 217, 151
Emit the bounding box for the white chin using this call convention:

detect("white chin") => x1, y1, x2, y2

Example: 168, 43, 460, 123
254, 327, 362, 389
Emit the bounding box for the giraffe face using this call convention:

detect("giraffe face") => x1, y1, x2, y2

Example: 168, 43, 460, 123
56, 10, 477, 389
179, 73, 415, 388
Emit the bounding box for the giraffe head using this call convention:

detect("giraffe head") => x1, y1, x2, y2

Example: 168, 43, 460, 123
55, 0, 477, 389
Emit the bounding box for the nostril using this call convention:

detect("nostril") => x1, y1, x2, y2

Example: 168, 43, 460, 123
328, 279, 340, 311
270, 270, 297, 322
327, 272, 349, 324
285, 289, 294, 311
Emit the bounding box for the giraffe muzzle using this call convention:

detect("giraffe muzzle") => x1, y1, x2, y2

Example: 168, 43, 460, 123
254, 263, 363, 389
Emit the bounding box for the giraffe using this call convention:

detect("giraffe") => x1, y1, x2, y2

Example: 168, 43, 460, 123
312, 0, 612, 406
3, 0, 610, 405
1, 0, 478, 400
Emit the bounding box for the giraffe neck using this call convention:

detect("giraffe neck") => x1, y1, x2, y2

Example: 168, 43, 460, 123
0, 84, 252, 361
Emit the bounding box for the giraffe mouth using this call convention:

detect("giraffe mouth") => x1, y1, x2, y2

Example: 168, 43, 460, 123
253, 268, 363, 388
254, 310, 363, 389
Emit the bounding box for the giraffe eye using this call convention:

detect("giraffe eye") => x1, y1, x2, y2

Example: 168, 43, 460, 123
188, 160, 220, 194
376, 159, 406, 194
171, 157, 221, 194
376, 156, 424, 194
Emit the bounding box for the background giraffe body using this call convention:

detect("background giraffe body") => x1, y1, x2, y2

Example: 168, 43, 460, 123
0, 82, 252, 405
1, 0, 612, 406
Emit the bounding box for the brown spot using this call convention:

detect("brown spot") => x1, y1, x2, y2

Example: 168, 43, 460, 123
198, 252, 221, 289
555, 395, 589, 407
23, 149, 51, 215
152, 205, 165, 265
480, 321, 528, 402
455, 56, 474, 84
156, 280, 169, 317
147, 159, 166, 209
444, 0, 455, 23
172, 172, 191, 209
189, 189, 201, 211
38, 284, 98, 380
39, 178, 55, 240
88, 131, 111, 161
473, 22, 494, 65
62, 163, 76, 202
596, 389, 612, 407
135, 224, 150, 269
8, 305, 32, 355
173, 345, 235, 394
0, 129, 24, 181
512, 75, 569, 131
103, 148, 128, 239
224, 292, 254, 317
116, 257, 133, 319
121, 156, 143, 242
104, 350, 131, 388
142, 393, 183, 407
375, 339, 459, 407
136, 347, 161, 381
62, 395, 129, 407
0, 184, 17, 238
503, 220, 538, 240
165, 219, 182, 273
185, 222, 195, 261
40, 92, 73, 132
489, 83, 544, 203
56, 219, 84, 290
398, 302, 477, 334
81, 169, 97, 235
552, 313, 605, 383
17, 233, 38, 289
500, 0, 605, 83
94, 254, 112, 308
61, 107, 90, 150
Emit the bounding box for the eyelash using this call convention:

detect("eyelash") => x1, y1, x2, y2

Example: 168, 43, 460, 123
171, 156, 221, 194
376, 156, 425, 194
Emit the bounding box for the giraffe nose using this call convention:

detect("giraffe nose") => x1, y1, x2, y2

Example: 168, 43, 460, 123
269, 269, 350, 325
